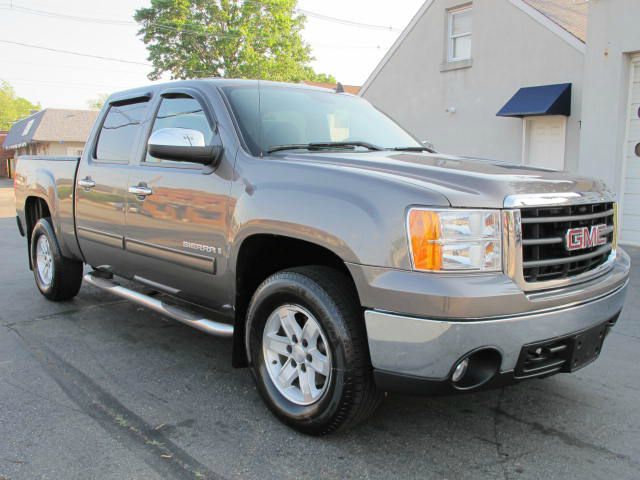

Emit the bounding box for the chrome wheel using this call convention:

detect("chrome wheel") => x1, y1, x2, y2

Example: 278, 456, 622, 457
262, 304, 332, 406
36, 235, 54, 287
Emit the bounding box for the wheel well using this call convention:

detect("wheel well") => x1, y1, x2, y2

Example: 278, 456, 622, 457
232, 234, 359, 367
24, 196, 51, 269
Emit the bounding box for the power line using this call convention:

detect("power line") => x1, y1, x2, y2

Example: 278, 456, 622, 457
0, 39, 151, 66
0, 4, 360, 42
0, 4, 132, 25
314, 43, 390, 50
297, 8, 401, 32
0, 40, 233, 76
0, 2, 402, 34
2, 58, 149, 75
0, 3, 394, 76
1, 31, 386, 58
2, 77, 130, 90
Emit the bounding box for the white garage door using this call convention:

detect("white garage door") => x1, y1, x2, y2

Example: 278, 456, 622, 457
523, 116, 566, 171
622, 56, 640, 246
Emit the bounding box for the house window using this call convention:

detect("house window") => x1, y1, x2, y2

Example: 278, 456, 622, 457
447, 5, 472, 62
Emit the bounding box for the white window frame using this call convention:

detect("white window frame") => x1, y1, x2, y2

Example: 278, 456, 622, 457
447, 5, 472, 63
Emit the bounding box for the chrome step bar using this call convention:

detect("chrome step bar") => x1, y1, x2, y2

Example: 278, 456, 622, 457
83, 272, 234, 338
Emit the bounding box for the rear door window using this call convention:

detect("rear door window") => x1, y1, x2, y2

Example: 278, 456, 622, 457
95, 100, 149, 163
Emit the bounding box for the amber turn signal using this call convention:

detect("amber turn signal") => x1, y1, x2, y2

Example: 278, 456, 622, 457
408, 209, 442, 271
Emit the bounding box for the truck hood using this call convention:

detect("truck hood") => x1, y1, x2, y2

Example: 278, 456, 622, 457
276, 151, 611, 208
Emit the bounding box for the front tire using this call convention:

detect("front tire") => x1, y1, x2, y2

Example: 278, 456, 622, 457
30, 218, 83, 301
246, 266, 382, 435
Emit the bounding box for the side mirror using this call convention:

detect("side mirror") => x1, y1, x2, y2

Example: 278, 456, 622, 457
148, 128, 223, 165
421, 140, 436, 153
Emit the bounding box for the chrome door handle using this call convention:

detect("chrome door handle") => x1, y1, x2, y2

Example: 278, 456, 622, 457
77, 177, 96, 189
128, 185, 153, 197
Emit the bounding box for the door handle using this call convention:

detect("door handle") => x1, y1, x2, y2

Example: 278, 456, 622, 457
77, 177, 96, 190
128, 185, 153, 197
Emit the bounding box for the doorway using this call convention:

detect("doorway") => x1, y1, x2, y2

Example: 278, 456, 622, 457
522, 115, 567, 171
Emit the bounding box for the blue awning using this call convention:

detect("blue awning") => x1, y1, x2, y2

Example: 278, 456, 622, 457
497, 83, 572, 118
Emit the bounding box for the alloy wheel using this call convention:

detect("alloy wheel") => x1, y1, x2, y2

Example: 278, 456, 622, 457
36, 235, 54, 287
262, 304, 332, 406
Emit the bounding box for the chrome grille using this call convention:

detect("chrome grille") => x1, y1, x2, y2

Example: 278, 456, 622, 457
520, 202, 615, 282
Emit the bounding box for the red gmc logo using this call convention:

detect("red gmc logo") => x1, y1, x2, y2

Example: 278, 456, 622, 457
565, 224, 608, 251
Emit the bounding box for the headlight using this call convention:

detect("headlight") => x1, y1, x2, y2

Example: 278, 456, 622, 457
407, 208, 502, 272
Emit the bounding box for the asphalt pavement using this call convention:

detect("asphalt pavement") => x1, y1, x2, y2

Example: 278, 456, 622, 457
1, 177, 639, 480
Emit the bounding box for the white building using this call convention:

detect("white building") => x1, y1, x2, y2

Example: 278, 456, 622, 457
579, 0, 640, 245
361, 0, 640, 246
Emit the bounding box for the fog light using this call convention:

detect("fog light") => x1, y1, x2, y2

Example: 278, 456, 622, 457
452, 358, 469, 383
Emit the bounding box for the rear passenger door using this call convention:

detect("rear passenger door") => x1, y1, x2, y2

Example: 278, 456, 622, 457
75, 97, 149, 276
124, 89, 234, 310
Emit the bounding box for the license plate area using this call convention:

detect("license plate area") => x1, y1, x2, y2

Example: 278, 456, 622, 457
569, 324, 608, 371
514, 319, 616, 379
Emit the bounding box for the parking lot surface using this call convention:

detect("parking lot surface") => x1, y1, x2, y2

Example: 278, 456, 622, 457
1, 177, 639, 480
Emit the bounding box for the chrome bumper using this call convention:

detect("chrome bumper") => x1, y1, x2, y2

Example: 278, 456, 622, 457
365, 280, 628, 380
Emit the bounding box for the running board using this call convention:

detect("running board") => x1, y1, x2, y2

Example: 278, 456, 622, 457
83, 273, 234, 338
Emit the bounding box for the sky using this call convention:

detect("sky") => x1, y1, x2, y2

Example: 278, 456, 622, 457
0, 0, 424, 110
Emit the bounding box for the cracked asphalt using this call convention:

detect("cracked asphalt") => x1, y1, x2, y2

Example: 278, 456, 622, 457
1, 177, 639, 480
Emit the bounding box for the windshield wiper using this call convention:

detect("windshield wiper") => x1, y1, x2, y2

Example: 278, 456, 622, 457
390, 145, 436, 153
267, 141, 383, 154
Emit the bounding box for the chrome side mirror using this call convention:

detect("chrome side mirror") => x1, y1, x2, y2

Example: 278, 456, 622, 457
148, 128, 223, 165
421, 140, 436, 153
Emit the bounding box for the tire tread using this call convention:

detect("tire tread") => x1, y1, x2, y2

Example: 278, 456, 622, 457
31, 218, 83, 301
249, 265, 382, 435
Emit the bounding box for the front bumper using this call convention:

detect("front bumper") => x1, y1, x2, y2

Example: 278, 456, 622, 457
365, 277, 628, 393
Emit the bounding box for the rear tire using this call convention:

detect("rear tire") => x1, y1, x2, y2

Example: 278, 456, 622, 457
30, 218, 83, 301
246, 266, 383, 435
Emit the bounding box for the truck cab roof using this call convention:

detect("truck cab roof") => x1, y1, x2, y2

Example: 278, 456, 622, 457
107, 78, 343, 106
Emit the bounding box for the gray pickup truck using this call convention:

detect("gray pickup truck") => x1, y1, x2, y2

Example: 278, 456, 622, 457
14, 79, 630, 435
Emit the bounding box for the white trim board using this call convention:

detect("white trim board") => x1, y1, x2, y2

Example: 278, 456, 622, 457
508, 0, 586, 54
360, 0, 585, 96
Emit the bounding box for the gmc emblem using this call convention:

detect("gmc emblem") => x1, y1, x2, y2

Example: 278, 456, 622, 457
565, 224, 608, 251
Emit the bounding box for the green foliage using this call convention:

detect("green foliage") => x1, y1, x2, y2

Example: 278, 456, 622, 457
87, 93, 110, 110
0, 80, 40, 130
134, 0, 335, 83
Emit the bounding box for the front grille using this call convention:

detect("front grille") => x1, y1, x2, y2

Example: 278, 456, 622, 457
520, 202, 615, 282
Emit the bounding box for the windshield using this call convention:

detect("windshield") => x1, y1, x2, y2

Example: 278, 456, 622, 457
221, 85, 421, 156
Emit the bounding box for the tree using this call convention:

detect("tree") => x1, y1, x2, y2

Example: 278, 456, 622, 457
134, 0, 335, 83
0, 80, 40, 130
87, 93, 110, 110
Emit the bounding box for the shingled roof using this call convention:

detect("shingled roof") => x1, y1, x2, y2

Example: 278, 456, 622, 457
524, 0, 588, 43
3, 109, 99, 150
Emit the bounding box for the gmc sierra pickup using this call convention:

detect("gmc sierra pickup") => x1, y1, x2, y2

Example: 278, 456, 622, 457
14, 79, 630, 435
